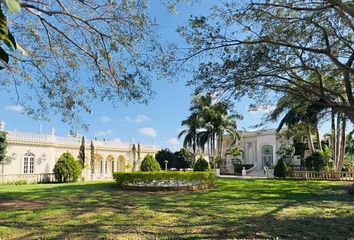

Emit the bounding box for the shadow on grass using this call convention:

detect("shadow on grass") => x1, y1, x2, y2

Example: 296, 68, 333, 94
0, 179, 353, 239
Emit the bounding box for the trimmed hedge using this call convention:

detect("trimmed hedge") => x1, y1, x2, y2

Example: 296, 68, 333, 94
113, 171, 215, 190
140, 154, 161, 172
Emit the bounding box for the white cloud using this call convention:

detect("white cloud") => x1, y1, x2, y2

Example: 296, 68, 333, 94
5, 105, 24, 113
248, 105, 275, 115
167, 138, 179, 146
95, 130, 113, 137
100, 115, 112, 123
138, 127, 157, 137
113, 138, 122, 143
125, 115, 150, 123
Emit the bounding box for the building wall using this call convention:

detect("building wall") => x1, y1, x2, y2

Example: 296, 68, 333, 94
1, 129, 158, 180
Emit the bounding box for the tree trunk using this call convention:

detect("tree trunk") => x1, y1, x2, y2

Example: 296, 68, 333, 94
331, 109, 336, 164
306, 125, 315, 154
315, 123, 322, 151
337, 116, 346, 171
336, 112, 341, 166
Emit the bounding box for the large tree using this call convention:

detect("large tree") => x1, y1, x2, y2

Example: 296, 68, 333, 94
0, 0, 161, 129
167, 0, 354, 123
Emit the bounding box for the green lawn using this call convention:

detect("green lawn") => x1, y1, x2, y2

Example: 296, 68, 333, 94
0, 179, 353, 239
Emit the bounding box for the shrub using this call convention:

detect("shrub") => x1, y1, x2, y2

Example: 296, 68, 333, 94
274, 158, 290, 179
305, 151, 329, 172
140, 154, 161, 172
53, 152, 82, 183
113, 171, 215, 189
6, 180, 27, 185
193, 156, 210, 172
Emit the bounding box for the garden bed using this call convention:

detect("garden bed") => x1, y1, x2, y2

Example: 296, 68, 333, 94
113, 172, 215, 191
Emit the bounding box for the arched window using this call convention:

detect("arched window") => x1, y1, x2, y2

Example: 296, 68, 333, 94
261, 145, 273, 167
24, 152, 35, 174
100, 160, 104, 174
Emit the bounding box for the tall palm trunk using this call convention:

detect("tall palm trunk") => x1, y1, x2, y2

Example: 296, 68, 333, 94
336, 113, 341, 166
315, 123, 322, 151
306, 125, 315, 154
331, 109, 336, 164
337, 115, 346, 171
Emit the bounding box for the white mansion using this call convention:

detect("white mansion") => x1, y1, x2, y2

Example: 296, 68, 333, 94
220, 129, 295, 175
0, 121, 158, 183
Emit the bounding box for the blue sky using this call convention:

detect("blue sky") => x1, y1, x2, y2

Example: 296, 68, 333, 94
0, 1, 295, 150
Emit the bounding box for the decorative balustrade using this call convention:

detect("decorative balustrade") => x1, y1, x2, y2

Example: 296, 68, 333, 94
0, 173, 56, 184
7, 131, 51, 142
6, 131, 157, 151
286, 171, 354, 181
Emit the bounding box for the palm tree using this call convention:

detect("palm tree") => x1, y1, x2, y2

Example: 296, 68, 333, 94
178, 113, 200, 160
225, 147, 243, 164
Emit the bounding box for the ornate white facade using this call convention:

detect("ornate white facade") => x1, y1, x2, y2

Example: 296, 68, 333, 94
0, 121, 158, 183
221, 129, 291, 175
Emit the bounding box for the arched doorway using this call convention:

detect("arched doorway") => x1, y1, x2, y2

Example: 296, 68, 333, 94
118, 155, 126, 172
94, 153, 103, 175
106, 155, 115, 174
261, 145, 273, 167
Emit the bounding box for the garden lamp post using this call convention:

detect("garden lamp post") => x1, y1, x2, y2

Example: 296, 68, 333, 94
164, 160, 168, 171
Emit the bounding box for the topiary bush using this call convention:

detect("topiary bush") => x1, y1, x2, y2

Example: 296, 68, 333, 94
193, 156, 211, 172
274, 158, 290, 179
53, 152, 82, 183
140, 154, 161, 172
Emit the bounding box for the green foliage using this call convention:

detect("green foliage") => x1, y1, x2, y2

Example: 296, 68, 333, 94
0, 1, 163, 129
305, 150, 331, 172
53, 152, 82, 183
132, 144, 137, 172
140, 154, 161, 172
78, 136, 85, 169
5, 180, 27, 185
113, 171, 215, 188
344, 153, 354, 172
193, 156, 210, 172
155, 148, 174, 169
276, 143, 295, 165
155, 148, 194, 170
166, 1, 354, 123
0, 131, 8, 165
274, 158, 290, 179
3, 0, 21, 13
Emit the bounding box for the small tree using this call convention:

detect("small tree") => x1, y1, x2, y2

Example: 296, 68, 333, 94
53, 152, 82, 183
274, 158, 289, 179
140, 154, 161, 172
0, 131, 8, 165
78, 136, 86, 169
193, 157, 211, 172
137, 143, 141, 161
132, 144, 137, 172
90, 140, 95, 175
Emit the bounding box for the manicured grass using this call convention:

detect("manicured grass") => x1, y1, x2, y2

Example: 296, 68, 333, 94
0, 179, 353, 239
